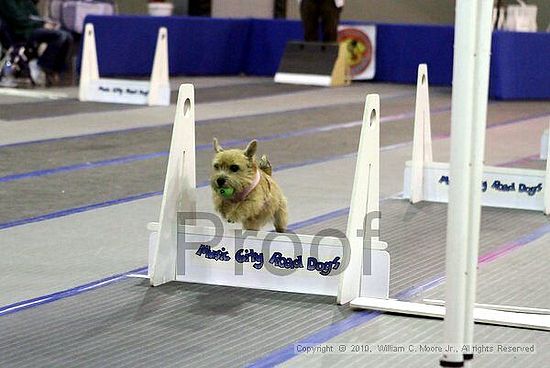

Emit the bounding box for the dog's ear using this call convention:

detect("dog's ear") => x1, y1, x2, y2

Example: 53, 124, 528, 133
244, 140, 257, 158
213, 137, 224, 153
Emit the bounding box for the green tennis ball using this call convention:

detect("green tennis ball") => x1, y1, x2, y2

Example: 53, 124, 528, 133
219, 187, 234, 198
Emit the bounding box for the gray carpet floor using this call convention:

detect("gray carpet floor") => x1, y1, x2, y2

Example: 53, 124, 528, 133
0, 77, 548, 367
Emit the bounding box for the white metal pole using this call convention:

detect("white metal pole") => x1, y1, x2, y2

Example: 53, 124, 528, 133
545, 122, 550, 215
441, 0, 479, 366
463, 1, 494, 366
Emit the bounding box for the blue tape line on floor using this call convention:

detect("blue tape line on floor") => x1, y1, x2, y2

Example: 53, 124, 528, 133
0, 152, 169, 183
0, 190, 163, 230
0, 106, 437, 184
247, 223, 550, 367
0, 90, 416, 149
0, 266, 148, 317
0, 148, 360, 230
0, 203, 353, 316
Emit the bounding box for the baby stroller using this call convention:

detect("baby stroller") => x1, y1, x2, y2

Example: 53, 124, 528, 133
0, 46, 35, 87
0, 18, 41, 87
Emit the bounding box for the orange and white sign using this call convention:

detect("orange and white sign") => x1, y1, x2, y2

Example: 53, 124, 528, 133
337, 25, 376, 80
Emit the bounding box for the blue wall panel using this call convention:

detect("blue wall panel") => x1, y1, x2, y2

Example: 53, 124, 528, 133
82, 16, 550, 100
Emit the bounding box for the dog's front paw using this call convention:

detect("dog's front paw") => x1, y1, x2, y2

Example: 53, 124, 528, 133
225, 214, 238, 223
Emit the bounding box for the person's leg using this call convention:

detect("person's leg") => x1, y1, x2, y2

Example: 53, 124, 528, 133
319, 0, 342, 42
300, 0, 321, 42
28, 28, 72, 72
0, 18, 15, 50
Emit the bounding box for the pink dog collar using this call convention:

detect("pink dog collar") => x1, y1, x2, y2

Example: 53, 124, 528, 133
233, 169, 261, 202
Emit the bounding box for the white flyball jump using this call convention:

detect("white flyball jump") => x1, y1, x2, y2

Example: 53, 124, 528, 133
403, 64, 550, 215
79, 23, 170, 106
147, 84, 390, 302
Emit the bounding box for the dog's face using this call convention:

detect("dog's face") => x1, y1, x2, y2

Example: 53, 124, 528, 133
211, 138, 257, 197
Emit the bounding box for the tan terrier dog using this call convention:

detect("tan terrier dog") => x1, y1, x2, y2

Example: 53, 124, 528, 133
211, 138, 288, 232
